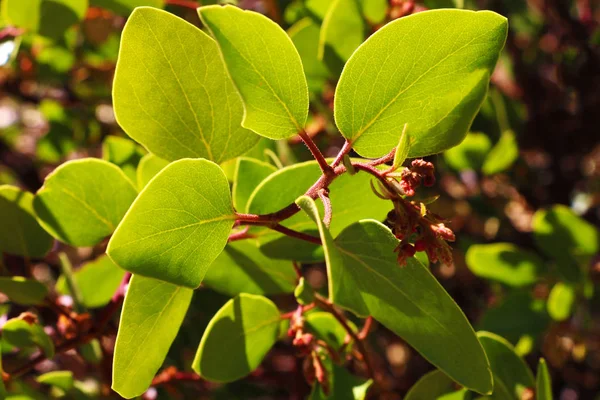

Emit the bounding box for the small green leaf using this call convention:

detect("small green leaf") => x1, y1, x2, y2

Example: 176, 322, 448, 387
536, 358, 552, 400
360, 0, 387, 24
203, 240, 297, 296
107, 159, 235, 288
319, 0, 366, 74
36, 371, 74, 392
477, 331, 535, 399
136, 153, 169, 190
547, 283, 576, 322
294, 277, 315, 305
232, 157, 277, 213
310, 362, 371, 400
112, 275, 193, 398
405, 370, 457, 400
114, 7, 258, 162
102, 135, 145, 184
90, 0, 164, 16
2, 316, 54, 358
79, 339, 102, 365
1, 0, 87, 40
443, 132, 492, 171
288, 18, 331, 93
193, 293, 281, 382
465, 243, 545, 287
532, 205, 599, 283
482, 130, 518, 175
199, 5, 309, 139
297, 196, 492, 394
34, 158, 138, 247
56, 255, 125, 308
0, 277, 48, 305
0, 185, 53, 258
392, 123, 410, 170
305, 311, 354, 350
335, 9, 507, 158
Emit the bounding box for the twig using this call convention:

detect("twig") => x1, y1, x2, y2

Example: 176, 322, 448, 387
298, 130, 333, 176
227, 226, 256, 243
280, 303, 316, 319
358, 316, 374, 340
271, 224, 322, 245
331, 141, 353, 168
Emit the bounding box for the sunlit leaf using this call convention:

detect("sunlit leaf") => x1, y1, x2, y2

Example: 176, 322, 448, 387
536, 358, 552, 400
102, 135, 145, 184
547, 283, 576, 322
36, 371, 74, 392
482, 130, 518, 175
0, 277, 48, 305
136, 153, 169, 190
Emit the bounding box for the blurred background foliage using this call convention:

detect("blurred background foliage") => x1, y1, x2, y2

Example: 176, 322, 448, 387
0, 0, 599, 399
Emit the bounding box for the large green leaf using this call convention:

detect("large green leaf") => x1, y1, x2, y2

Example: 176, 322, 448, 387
232, 157, 276, 213
547, 283, 575, 322
112, 275, 193, 398
405, 370, 459, 400
465, 243, 544, 287
477, 332, 535, 400
56, 255, 125, 308
288, 18, 331, 93
193, 293, 281, 382
203, 240, 297, 296
334, 9, 507, 158
0, 185, 53, 258
536, 358, 552, 400
136, 153, 169, 190
0, 277, 48, 305
34, 158, 138, 247
532, 205, 599, 283
297, 196, 492, 394
1, 0, 87, 40
113, 7, 258, 163
107, 159, 235, 288
318, 0, 365, 74
199, 5, 309, 139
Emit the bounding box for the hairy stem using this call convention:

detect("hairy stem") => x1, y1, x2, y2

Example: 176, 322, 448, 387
298, 129, 333, 176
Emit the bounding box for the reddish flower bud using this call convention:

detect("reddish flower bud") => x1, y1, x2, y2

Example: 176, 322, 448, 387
414, 239, 427, 252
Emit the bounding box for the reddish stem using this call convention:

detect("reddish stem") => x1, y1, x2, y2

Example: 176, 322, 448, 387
359, 316, 374, 340
331, 141, 353, 168
271, 224, 322, 245
318, 189, 332, 228
298, 130, 333, 176
164, 0, 198, 9
228, 226, 255, 242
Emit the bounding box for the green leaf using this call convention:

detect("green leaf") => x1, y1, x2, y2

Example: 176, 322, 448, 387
0, 277, 48, 305
199, 5, 309, 139
36, 122, 76, 163
112, 275, 193, 398
36, 371, 74, 392
0, 185, 53, 258
288, 18, 331, 93
232, 157, 277, 213
532, 205, 599, 283
405, 370, 457, 400
297, 196, 492, 394
547, 283, 576, 322
107, 158, 235, 288
477, 331, 535, 400
56, 255, 125, 308
203, 240, 297, 296
90, 0, 163, 16
360, 0, 387, 24
102, 136, 145, 184
113, 7, 258, 163
0, 355, 6, 398
334, 9, 507, 158
136, 153, 169, 190
193, 293, 281, 382
305, 0, 334, 22
1, 0, 87, 40
260, 229, 324, 262
305, 311, 354, 350
310, 362, 372, 400
392, 123, 411, 170
318, 0, 366, 74
482, 130, 518, 175
536, 358, 552, 400
443, 132, 492, 171
465, 243, 544, 287
34, 158, 137, 247
2, 316, 54, 358
294, 277, 315, 305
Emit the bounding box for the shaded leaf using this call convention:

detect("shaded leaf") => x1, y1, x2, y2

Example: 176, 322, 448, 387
36, 371, 74, 391
0, 277, 48, 305
536, 358, 552, 400
405, 370, 458, 400
2, 316, 54, 358
289, 18, 331, 93
482, 130, 518, 175
443, 132, 491, 171
305, 311, 354, 350
136, 153, 169, 190
547, 283, 576, 322
102, 135, 145, 184
108, 159, 235, 288
34, 158, 137, 247
193, 293, 281, 382
335, 9, 507, 158
232, 157, 276, 213
199, 5, 309, 139
114, 7, 258, 162
310, 361, 371, 400
112, 275, 193, 398
0, 185, 53, 258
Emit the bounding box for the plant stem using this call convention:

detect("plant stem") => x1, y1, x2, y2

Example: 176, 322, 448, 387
227, 226, 255, 242
298, 129, 333, 176
271, 224, 322, 245
318, 189, 332, 228
58, 252, 85, 313
359, 316, 374, 340
164, 0, 198, 9
331, 140, 353, 168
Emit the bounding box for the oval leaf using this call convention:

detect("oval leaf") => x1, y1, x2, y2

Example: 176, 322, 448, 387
107, 158, 235, 288
114, 7, 258, 163
334, 9, 508, 158
0, 277, 48, 306
547, 282, 576, 322
232, 157, 277, 213
2, 316, 54, 358
0, 185, 53, 258
482, 130, 518, 175
405, 370, 457, 400
297, 196, 492, 394
536, 358, 553, 400
199, 5, 309, 139
34, 159, 138, 247
112, 275, 193, 398
193, 293, 281, 382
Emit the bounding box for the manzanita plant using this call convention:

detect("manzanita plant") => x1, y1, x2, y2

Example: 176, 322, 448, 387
4, 0, 596, 399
